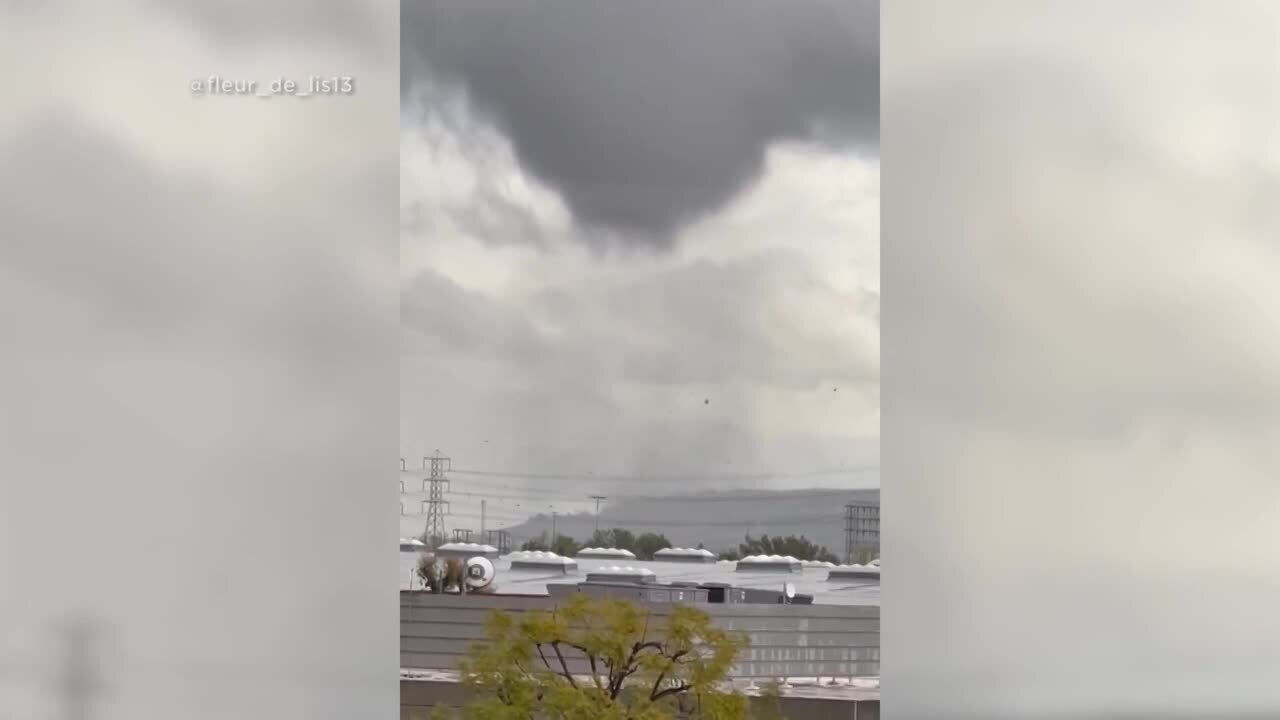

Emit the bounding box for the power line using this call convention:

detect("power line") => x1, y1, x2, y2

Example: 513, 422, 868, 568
429, 483, 872, 505
548, 513, 843, 529
398, 454, 873, 539
402, 509, 842, 530
441, 466, 877, 483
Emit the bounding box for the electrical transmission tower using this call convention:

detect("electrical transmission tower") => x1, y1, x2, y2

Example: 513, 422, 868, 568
844, 501, 881, 563
420, 450, 451, 546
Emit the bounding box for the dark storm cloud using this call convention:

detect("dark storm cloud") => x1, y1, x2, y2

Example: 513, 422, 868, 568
401, 0, 879, 243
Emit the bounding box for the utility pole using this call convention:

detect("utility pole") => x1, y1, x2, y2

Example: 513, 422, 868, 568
480, 499, 487, 537
551, 510, 558, 540
420, 450, 451, 546
589, 495, 607, 535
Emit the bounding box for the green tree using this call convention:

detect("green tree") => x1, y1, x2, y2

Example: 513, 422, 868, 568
717, 550, 741, 562
456, 593, 751, 719
589, 527, 637, 553
737, 534, 837, 564
753, 682, 787, 720
551, 534, 580, 558
520, 533, 550, 552
633, 532, 672, 561
612, 528, 636, 551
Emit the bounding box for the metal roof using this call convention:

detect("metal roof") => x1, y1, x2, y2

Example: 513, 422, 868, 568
399, 552, 879, 606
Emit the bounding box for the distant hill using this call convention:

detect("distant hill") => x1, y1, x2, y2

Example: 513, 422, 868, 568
500, 487, 878, 558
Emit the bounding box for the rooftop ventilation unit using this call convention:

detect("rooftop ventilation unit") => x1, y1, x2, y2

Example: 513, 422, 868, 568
464, 557, 496, 590
827, 563, 880, 580
736, 555, 803, 572
575, 547, 637, 560
548, 581, 707, 604
508, 551, 578, 573
584, 566, 656, 584
434, 542, 500, 559
652, 547, 716, 564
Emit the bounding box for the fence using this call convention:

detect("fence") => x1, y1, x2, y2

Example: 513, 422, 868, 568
400, 591, 880, 680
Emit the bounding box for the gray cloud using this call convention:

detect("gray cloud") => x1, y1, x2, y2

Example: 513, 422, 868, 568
1, 3, 400, 714
0, 113, 390, 370
399, 243, 877, 536
144, 0, 384, 50
401, 268, 551, 361
402, 0, 879, 244
884, 2, 1280, 716
401, 253, 877, 392
891, 62, 1280, 440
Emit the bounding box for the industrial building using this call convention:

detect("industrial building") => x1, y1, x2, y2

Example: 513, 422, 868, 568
398, 545, 880, 607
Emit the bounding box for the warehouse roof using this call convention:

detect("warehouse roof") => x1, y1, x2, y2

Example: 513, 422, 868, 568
399, 551, 879, 606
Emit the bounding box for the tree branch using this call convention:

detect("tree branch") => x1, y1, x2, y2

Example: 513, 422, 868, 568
608, 660, 642, 700
648, 650, 689, 701
608, 664, 624, 700
649, 670, 668, 701
631, 640, 664, 655
561, 641, 601, 687
551, 641, 578, 689
535, 644, 554, 674
580, 650, 604, 691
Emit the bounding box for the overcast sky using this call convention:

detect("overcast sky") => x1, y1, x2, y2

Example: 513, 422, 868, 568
399, 1, 880, 528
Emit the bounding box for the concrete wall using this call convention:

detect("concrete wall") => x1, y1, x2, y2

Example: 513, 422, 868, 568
400, 678, 880, 720
401, 591, 880, 679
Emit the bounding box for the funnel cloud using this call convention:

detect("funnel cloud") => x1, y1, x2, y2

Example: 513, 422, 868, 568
402, 0, 879, 245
